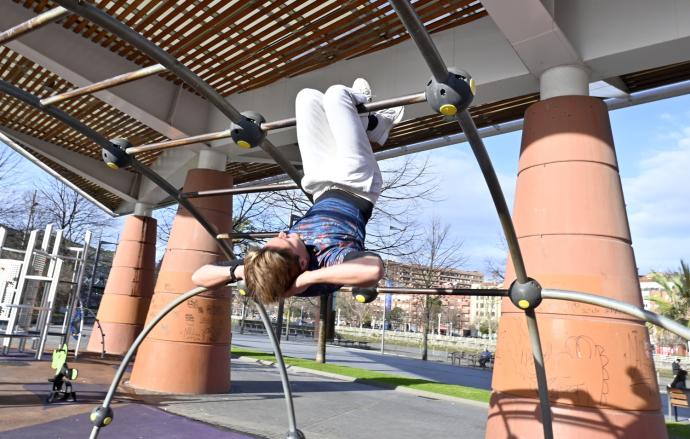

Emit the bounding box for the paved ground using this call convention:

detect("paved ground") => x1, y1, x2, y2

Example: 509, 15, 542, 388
0, 339, 488, 439
157, 358, 488, 439
233, 332, 493, 390
2, 329, 686, 439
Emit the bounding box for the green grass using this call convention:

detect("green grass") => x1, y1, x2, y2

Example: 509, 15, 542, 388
668, 422, 690, 438
232, 347, 690, 435
231, 347, 490, 403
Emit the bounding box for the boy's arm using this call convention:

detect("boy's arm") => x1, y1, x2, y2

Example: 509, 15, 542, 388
191, 264, 244, 288
287, 255, 384, 297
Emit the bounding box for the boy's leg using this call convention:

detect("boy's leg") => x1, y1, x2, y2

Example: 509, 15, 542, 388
322, 84, 382, 204
295, 88, 338, 196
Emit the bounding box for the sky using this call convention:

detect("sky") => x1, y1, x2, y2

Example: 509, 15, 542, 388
2, 93, 689, 275
402, 93, 690, 274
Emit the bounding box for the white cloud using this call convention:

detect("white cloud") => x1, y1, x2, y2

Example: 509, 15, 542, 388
623, 128, 690, 273
419, 146, 517, 271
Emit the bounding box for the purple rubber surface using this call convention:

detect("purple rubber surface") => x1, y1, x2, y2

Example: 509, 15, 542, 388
1, 404, 262, 438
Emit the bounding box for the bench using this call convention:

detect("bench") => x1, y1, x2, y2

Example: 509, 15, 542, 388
333, 338, 355, 347
668, 386, 690, 421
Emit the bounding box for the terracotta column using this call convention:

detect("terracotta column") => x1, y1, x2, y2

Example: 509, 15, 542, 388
486, 67, 666, 438
88, 213, 156, 355
130, 152, 233, 394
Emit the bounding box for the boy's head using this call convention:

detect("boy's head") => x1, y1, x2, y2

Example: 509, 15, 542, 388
244, 232, 309, 303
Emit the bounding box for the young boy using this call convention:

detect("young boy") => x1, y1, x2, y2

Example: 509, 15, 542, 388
192, 79, 403, 303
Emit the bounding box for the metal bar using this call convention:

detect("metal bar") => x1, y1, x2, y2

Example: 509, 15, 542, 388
53, 0, 305, 190
254, 299, 302, 436
457, 111, 528, 283
0, 79, 234, 260
388, 0, 447, 83
524, 309, 554, 438
130, 92, 426, 155
217, 232, 279, 240
127, 129, 232, 154
62, 231, 92, 348
340, 286, 508, 296
386, 3, 549, 438
182, 182, 300, 199
89, 286, 208, 439
262, 92, 426, 131
40, 64, 166, 106
0, 6, 69, 44
542, 289, 690, 341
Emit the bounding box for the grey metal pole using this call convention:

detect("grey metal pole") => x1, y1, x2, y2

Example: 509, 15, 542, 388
182, 182, 300, 199
52, 0, 305, 191
386, 2, 551, 437
85, 239, 103, 309
0, 6, 69, 44
217, 232, 280, 241
253, 299, 304, 438
542, 289, 690, 341
339, 286, 508, 296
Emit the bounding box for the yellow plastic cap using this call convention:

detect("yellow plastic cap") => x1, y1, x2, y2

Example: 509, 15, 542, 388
518, 299, 530, 309
469, 78, 476, 95
355, 295, 366, 303
237, 140, 251, 149
439, 104, 457, 116
103, 417, 112, 426
106, 162, 119, 169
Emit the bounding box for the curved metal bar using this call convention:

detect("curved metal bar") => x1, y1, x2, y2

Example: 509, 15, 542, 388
88, 286, 208, 439
386, 2, 550, 437
387, 0, 447, 83
456, 112, 527, 282
0, 79, 234, 260
542, 289, 690, 340
52, 0, 305, 190
253, 299, 301, 436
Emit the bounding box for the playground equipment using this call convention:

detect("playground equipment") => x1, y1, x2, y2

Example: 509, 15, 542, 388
47, 343, 78, 403
1, 1, 688, 438
0, 224, 92, 360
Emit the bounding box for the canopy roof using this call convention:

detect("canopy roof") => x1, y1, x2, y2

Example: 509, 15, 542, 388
1, 0, 690, 214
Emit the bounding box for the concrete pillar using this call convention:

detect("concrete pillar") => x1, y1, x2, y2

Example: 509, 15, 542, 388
87, 215, 156, 355
485, 95, 667, 436
129, 167, 233, 393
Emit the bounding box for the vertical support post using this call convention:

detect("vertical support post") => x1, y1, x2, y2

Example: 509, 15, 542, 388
2, 231, 37, 353
36, 258, 63, 360
64, 231, 92, 354
276, 299, 285, 343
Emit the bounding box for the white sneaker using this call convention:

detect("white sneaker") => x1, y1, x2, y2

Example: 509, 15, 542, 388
352, 78, 372, 103
368, 106, 404, 145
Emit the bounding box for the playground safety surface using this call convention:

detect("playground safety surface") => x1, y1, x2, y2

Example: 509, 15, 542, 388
0, 348, 486, 439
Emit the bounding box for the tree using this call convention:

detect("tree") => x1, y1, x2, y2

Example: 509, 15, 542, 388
405, 216, 466, 360
0, 141, 27, 226
32, 177, 113, 242
649, 260, 690, 347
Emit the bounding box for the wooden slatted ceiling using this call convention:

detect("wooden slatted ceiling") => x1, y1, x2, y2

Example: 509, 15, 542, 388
621, 60, 690, 92
4, 1, 690, 213
0, 46, 164, 208
17, 0, 487, 96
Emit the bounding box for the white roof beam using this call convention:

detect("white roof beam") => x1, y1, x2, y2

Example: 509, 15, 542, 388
481, 0, 583, 78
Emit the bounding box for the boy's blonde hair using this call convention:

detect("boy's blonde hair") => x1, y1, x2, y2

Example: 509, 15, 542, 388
244, 247, 302, 303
